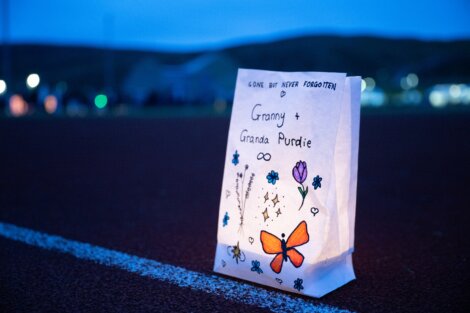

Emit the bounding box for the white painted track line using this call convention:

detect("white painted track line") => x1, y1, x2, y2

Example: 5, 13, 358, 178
0, 221, 353, 313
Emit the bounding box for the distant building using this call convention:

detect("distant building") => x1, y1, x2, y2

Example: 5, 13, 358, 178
123, 53, 239, 105
122, 58, 162, 104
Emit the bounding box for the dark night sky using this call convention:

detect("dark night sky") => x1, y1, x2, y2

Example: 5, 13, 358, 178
2, 0, 470, 51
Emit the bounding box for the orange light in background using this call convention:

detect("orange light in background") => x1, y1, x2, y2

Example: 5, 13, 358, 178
44, 95, 58, 114
9, 95, 28, 117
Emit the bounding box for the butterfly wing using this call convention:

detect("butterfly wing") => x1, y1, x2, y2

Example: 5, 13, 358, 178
286, 221, 309, 248
286, 248, 305, 268
261, 230, 284, 274
260, 231, 282, 254
270, 253, 284, 274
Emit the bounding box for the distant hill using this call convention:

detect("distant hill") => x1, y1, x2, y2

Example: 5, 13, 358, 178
1, 35, 469, 97
225, 36, 470, 88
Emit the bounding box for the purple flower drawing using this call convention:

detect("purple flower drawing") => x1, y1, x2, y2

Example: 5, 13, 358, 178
293, 161, 308, 210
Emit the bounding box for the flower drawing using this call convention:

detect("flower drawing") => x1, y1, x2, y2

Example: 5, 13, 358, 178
293, 278, 304, 292
250, 260, 263, 274
312, 175, 322, 190
266, 170, 279, 185
222, 212, 230, 227
232, 150, 239, 166
293, 161, 308, 210
293, 161, 308, 184
236, 164, 255, 233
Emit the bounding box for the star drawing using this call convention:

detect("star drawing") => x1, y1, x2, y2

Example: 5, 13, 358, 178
271, 194, 280, 207
262, 208, 269, 222
264, 192, 269, 203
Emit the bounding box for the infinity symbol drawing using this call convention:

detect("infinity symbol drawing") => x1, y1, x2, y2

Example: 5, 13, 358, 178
256, 152, 271, 161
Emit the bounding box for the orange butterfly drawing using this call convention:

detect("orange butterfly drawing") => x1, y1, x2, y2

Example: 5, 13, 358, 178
260, 221, 309, 274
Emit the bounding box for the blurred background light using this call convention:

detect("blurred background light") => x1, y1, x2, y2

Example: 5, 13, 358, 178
449, 84, 461, 100
44, 95, 58, 114
0, 80, 6, 95
463, 86, 470, 105
26, 73, 40, 89
364, 77, 376, 91
361, 88, 386, 107
94, 94, 108, 109
429, 90, 447, 108
427, 83, 470, 108
9, 95, 28, 117
361, 79, 367, 92
400, 73, 419, 90
400, 90, 422, 105
406, 73, 419, 88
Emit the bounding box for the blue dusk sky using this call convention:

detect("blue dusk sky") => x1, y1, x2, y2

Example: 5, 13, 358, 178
2, 0, 470, 51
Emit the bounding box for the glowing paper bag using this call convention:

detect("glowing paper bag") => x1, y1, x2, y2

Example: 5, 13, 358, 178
213, 69, 361, 298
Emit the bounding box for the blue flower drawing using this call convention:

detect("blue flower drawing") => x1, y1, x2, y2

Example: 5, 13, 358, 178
222, 212, 230, 227
312, 175, 322, 190
293, 278, 304, 292
266, 170, 279, 185
232, 150, 239, 166
251, 260, 263, 274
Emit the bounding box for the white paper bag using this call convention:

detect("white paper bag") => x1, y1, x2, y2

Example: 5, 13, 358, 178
213, 69, 361, 298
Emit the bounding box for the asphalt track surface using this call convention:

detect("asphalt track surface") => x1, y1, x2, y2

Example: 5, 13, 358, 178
0, 114, 469, 312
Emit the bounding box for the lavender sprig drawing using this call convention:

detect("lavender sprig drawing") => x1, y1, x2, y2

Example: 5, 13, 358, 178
236, 164, 255, 233
292, 161, 308, 210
